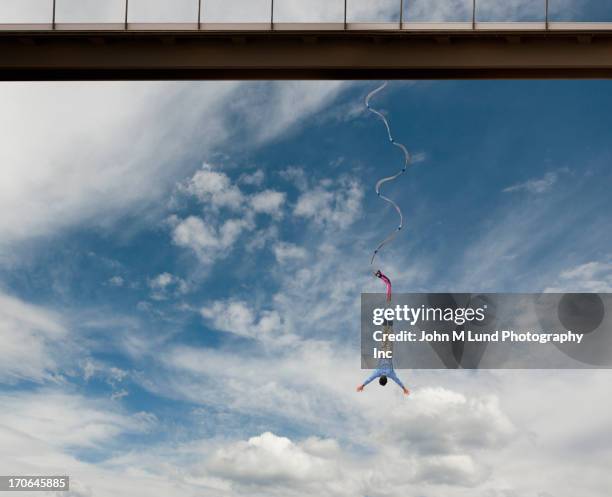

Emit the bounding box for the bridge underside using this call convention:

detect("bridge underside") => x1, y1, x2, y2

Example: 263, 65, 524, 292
2, 24, 612, 80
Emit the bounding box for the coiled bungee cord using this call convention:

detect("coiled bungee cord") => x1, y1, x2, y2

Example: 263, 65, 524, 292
365, 82, 412, 298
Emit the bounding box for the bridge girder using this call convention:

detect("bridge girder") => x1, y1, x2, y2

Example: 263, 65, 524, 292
1, 24, 612, 80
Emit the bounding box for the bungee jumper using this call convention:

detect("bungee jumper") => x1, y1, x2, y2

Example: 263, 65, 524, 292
357, 82, 412, 396
357, 270, 409, 395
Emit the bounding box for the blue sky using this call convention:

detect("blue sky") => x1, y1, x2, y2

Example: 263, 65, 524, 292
1, 80, 612, 497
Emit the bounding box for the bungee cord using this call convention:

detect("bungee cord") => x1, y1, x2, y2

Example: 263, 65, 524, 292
365, 81, 412, 298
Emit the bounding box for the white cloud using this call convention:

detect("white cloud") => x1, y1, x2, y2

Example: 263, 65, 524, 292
200, 300, 286, 342
172, 216, 218, 251
108, 275, 125, 287
279, 166, 309, 191
0, 388, 188, 497
239, 169, 265, 186
182, 163, 244, 211
273, 242, 308, 264
0, 390, 155, 449
561, 261, 609, 281
111, 389, 129, 401
148, 272, 189, 300
108, 367, 128, 384
0, 81, 345, 262
0, 83, 232, 251
383, 387, 516, 455
171, 215, 254, 264
0, 290, 68, 382
159, 342, 354, 424
412, 151, 428, 163
545, 260, 612, 292
251, 189, 287, 216
413, 454, 485, 487
236, 82, 346, 144
149, 272, 175, 289
82, 360, 97, 381
207, 432, 339, 485
245, 224, 279, 252
503, 171, 559, 194
173, 165, 290, 265
134, 343, 551, 495
220, 218, 254, 248
294, 178, 364, 229
85, 357, 125, 379
3, 349, 612, 497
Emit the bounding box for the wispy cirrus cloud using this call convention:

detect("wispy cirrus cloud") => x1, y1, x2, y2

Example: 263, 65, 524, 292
0, 82, 346, 261
0, 389, 156, 450
502, 171, 560, 194
545, 259, 612, 292
0, 290, 68, 383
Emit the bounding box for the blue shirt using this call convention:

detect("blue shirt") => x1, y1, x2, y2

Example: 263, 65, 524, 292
362, 357, 406, 390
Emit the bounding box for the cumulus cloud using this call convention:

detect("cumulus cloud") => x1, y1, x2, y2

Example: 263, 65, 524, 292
181, 163, 244, 211
149, 272, 176, 290
239, 169, 265, 186
207, 432, 339, 484
413, 454, 485, 487
171, 215, 254, 264
294, 177, 364, 229
273, 242, 308, 264
172, 216, 217, 252
150, 331, 523, 493
172, 164, 292, 265
200, 300, 285, 342
148, 272, 189, 300
251, 190, 287, 216
383, 388, 516, 455
4, 346, 612, 497
279, 166, 309, 191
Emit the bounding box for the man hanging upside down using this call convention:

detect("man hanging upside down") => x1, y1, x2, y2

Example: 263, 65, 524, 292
357, 270, 410, 395
356, 318, 410, 395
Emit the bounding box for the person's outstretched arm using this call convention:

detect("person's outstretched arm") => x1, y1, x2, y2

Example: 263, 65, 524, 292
387, 370, 410, 395
356, 371, 380, 392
